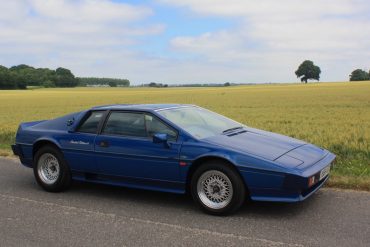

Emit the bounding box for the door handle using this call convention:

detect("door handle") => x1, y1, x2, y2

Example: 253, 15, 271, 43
99, 141, 109, 148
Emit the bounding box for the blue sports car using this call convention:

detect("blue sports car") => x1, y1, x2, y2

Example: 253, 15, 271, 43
12, 104, 335, 215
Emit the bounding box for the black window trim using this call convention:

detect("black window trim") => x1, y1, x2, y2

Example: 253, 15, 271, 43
98, 110, 179, 142
75, 110, 108, 134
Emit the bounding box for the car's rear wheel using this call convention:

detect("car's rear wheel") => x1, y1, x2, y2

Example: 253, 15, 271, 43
33, 145, 72, 192
191, 161, 246, 215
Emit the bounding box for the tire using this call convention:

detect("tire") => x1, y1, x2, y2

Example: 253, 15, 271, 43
33, 145, 72, 192
190, 160, 246, 215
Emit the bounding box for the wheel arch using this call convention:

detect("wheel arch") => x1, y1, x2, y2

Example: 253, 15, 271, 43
186, 155, 250, 196
32, 139, 62, 159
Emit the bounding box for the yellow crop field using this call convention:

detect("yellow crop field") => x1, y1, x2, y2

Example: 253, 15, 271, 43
1, 82, 369, 190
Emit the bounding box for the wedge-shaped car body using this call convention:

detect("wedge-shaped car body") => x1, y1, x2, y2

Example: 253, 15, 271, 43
12, 104, 335, 214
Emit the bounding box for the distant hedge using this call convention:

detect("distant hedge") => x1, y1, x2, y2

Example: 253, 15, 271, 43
78, 77, 130, 87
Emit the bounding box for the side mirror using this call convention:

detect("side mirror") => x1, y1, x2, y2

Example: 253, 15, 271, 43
66, 118, 75, 126
153, 133, 168, 143
67, 118, 75, 133
153, 133, 169, 147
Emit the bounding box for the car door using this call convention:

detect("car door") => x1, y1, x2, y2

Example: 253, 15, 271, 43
62, 110, 105, 173
94, 111, 181, 183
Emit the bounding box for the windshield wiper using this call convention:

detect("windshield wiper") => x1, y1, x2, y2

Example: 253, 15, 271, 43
222, 126, 244, 133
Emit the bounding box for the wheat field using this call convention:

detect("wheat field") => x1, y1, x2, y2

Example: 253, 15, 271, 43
1, 82, 369, 190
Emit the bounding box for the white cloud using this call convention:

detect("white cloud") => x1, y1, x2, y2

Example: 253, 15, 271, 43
163, 0, 370, 82
30, 0, 152, 23
158, 0, 361, 18
0, 0, 164, 81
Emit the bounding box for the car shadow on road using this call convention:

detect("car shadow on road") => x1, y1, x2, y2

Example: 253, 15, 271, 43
68, 180, 320, 218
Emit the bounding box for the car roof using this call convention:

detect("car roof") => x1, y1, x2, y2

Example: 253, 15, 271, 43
91, 104, 195, 112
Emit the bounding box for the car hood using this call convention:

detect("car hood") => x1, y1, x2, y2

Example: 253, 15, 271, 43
203, 127, 306, 161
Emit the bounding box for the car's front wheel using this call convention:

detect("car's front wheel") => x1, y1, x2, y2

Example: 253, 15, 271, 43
33, 145, 72, 192
191, 161, 246, 215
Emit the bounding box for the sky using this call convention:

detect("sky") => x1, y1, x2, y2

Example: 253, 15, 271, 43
0, 0, 369, 85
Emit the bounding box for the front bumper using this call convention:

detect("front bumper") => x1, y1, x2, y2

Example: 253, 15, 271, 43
250, 175, 330, 202
247, 152, 336, 202
11, 143, 33, 168
11, 144, 20, 156
11, 144, 29, 165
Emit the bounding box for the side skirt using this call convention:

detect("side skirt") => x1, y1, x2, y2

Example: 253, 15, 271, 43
71, 171, 186, 194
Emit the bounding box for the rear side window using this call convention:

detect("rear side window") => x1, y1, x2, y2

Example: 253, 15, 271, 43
102, 112, 147, 137
77, 111, 104, 134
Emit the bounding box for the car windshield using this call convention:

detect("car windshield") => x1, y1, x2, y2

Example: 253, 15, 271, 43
157, 106, 244, 139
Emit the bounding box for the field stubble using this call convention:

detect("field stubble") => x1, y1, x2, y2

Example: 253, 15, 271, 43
0, 82, 369, 190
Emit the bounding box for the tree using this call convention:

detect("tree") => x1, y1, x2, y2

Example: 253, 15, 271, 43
11, 71, 27, 89
9, 64, 34, 71
37, 68, 57, 87
349, 69, 369, 81
224, 82, 231, 87
0, 66, 11, 89
108, 81, 117, 87
295, 60, 321, 83
55, 67, 78, 87
42, 80, 56, 88
0, 66, 22, 89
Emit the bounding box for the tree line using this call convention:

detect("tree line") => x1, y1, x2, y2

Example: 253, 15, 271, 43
78, 77, 130, 87
0, 64, 130, 89
0, 64, 78, 89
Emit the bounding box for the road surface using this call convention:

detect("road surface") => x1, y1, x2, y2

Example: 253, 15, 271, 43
0, 157, 369, 246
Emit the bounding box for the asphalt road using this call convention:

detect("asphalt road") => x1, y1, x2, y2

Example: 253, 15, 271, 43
0, 157, 369, 247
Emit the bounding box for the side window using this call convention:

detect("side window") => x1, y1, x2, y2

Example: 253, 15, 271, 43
145, 114, 177, 141
102, 112, 146, 137
77, 111, 104, 134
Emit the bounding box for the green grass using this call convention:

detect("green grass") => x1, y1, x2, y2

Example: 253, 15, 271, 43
0, 82, 369, 190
